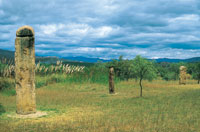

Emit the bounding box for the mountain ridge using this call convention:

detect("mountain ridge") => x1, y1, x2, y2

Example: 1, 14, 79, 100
0, 49, 200, 63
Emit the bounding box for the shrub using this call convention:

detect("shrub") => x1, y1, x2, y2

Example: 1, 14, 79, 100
0, 78, 15, 91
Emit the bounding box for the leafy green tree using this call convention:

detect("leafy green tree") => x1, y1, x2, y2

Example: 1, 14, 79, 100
155, 62, 170, 80
108, 55, 134, 81
188, 62, 200, 84
132, 55, 157, 97
170, 62, 186, 80
155, 62, 186, 81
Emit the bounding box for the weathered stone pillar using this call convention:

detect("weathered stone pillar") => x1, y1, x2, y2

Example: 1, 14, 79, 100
179, 66, 187, 85
109, 66, 115, 94
15, 26, 36, 114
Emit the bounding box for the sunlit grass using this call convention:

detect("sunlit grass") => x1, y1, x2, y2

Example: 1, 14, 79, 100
0, 80, 200, 132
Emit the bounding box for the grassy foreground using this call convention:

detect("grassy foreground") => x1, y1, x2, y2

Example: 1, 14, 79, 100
0, 80, 200, 132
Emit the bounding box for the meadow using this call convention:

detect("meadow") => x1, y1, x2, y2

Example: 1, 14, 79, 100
0, 57, 200, 132
0, 79, 200, 132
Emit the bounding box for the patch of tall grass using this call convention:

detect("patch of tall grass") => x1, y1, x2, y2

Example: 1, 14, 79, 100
0, 77, 15, 96
35, 66, 120, 88
0, 63, 120, 95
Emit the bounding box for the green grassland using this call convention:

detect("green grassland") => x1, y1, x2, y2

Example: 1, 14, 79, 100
0, 80, 200, 132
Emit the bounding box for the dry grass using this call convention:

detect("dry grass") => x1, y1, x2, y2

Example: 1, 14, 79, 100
0, 59, 85, 78
0, 80, 200, 132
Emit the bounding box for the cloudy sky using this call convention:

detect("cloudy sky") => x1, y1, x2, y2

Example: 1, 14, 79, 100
1, 0, 200, 59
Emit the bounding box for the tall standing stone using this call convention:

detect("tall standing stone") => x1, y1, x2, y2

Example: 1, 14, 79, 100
109, 66, 115, 94
179, 66, 187, 85
15, 26, 36, 114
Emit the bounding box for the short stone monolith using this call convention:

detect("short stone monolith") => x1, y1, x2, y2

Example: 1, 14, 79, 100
15, 26, 36, 115
109, 66, 115, 94
179, 66, 187, 85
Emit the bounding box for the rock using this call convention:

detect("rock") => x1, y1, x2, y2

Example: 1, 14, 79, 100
109, 66, 115, 94
179, 66, 187, 85
15, 25, 36, 115
16, 25, 34, 37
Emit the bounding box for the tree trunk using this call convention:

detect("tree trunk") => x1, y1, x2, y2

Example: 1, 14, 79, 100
139, 78, 143, 97
198, 80, 200, 84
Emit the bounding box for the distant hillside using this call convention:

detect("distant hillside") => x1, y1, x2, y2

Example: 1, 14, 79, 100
152, 57, 200, 63
63, 56, 111, 63
0, 49, 14, 59
36, 56, 62, 64
185, 57, 200, 62
0, 49, 61, 63
0, 49, 94, 67
0, 48, 200, 63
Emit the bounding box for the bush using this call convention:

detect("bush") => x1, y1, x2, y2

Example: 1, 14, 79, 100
0, 104, 5, 115
0, 78, 15, 96
0, 78, 15, 91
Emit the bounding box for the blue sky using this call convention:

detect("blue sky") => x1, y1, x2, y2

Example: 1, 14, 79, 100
1, 0, 200, 59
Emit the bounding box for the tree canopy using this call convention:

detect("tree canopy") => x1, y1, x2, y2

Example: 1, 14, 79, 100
132, 55, 157, 97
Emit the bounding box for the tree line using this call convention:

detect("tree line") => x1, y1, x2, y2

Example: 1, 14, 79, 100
106, 55, 200, 83
100, 55, 200, 97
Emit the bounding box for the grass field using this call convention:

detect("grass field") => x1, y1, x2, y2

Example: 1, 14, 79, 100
0, 80, 200, 132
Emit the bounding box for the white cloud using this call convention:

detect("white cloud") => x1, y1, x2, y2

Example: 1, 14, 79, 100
36, 44, 65, 49
59, 47, 109, 54
37, 23, 117, 45
77, 47, 108, 52
169, 14, 200, 23
40, 24, 64, 35
132, 33, 176, 39
65, 24, 115, 38
99, 43, 122, 47
90, 0, 119, 15
35, 49, 55, 54
65, 23, 90, 36
92, 26, 113, 38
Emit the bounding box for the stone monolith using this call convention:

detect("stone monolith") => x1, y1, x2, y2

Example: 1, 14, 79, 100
15, 26, 36, 114
109, 66, 115, 94
179, 66, 187, 85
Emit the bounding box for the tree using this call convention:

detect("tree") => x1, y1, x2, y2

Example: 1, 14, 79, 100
108, 55, 134, 81
170, 62, 186, 80
189, 62, 200, 84
155, 62, 186, 81
132, 55, 157, 97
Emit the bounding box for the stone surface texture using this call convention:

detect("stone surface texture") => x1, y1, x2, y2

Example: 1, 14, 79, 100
16, 25, 34, 37
109, 67, 115, 94
15, 26, 36, 115
179, 66, 187, 85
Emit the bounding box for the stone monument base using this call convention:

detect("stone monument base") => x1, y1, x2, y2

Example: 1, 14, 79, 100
7, 111, 47, 119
